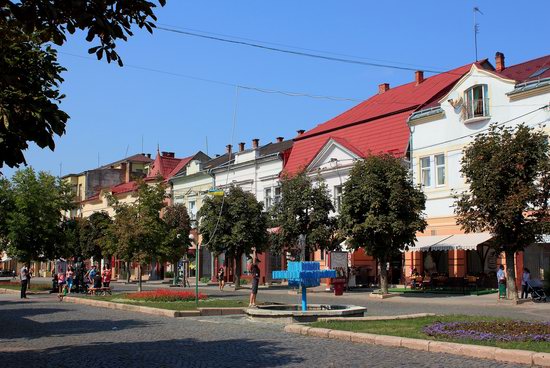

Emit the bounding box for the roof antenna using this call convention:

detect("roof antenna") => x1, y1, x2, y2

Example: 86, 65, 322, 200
473, 7, 483, 61
205, 136, 209, 156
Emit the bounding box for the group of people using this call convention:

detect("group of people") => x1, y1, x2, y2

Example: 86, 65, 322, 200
54, 264, 112, 297
498, 265, 532, 299
217, 262, 260, 307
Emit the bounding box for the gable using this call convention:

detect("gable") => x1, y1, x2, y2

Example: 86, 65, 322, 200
307, 139, 361, 171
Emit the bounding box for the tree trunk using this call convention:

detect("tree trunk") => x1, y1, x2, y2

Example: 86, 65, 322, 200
234, 252, 242, 290
172, 257, 178, 286
378, 258, 389, 294
504, 250, 518, 301
137, 264, 142, 292
126, 261, 131, 283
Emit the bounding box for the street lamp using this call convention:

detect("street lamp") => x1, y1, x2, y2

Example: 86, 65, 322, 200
189, 233, 199, 307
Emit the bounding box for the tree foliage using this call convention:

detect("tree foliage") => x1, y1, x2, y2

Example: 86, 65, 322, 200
106, 180, 166, 291
79, 211, 112, 260
2, 167, 73, 262
199, 186, 268, 288
455, 124, 550, 300
160, 203, 191, 264
339, 154, 427, 294
0, 177, 14, 249
0, 0, 165, 169
270, 171, 337, 260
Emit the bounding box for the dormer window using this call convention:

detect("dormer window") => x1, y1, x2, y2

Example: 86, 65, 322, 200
464, 85, 489, 120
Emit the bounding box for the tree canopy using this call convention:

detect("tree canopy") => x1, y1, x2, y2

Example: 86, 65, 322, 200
270, 171, 337, 260
0, 0, 165, 169
455, 124, 550, 300
339, 154, 427, 294
1, 167, 73, 263
160, 203, 192, 264
79, 211, 112, 260
199, 186, 268, 288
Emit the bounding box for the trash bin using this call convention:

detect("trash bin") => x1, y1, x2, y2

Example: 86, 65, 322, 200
333, 278, 345, 296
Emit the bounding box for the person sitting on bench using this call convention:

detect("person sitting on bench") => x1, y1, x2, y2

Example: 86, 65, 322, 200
93, 272, 102, 289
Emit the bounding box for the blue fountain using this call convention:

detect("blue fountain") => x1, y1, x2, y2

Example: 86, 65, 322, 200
272, 261, 336, 311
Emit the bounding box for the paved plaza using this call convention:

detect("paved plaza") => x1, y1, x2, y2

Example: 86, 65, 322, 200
0, 291, 537, 368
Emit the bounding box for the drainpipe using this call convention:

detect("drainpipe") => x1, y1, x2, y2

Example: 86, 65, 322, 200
406, 116, 415, 176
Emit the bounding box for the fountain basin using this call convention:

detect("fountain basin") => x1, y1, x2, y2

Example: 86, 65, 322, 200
246, 304, 367, 323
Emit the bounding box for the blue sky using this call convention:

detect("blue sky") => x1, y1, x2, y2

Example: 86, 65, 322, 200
4, 0, 549, 177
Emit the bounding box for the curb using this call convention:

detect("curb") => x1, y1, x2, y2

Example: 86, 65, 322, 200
318, 313, 435, 322
284, 324, 550, 367
63, 297, 245, 318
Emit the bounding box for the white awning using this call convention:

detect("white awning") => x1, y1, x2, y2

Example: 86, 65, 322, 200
410, 233, 492, 252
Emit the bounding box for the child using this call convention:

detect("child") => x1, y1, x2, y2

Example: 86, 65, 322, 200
57, 272, 67, 301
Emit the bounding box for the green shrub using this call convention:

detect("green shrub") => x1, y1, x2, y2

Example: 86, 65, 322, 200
164, 271, 174, 279
240, 279, 248, 285
200, 277, 211, 284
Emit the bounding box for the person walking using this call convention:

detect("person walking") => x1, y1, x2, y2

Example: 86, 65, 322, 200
249, 262, 260, 307
217, 267, 225, 291
521, 267, 531, 299
102, 266, 112, 287
66, 267, 74, 294
497, 265, 506, 299
20, 264, 29, 299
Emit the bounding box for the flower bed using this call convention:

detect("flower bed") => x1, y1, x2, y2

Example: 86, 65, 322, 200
125, 290, 208, 302
424, 320, 550, 342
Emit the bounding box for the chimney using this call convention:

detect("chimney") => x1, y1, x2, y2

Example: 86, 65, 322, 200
297, 129, 305, 136
495, 52, 505, 72
276, 136, 284, 143
146, 153, 151, 158
415, 71, 424, 85
226, 144, 232, 154
161, 151, 175, 158
238, 142, 245, 152
252, 138, 259, 149
378, 83, 390, 94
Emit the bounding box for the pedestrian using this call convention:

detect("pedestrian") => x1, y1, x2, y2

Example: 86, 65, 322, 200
66, 267, 74, 294
51, 272, 58, 293
521, 267, 531, 299
102, 265, 112, 288
57, 271, 66, 295
217, 267, 225, 291
86, 265, 97, 284
93, 272, 102, 289
20, 263, 29, 299
497, 264, 506, 299
249, 262, 260, 307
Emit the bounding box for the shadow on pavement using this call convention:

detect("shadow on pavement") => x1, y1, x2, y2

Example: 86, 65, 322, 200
0, 338, 304, 367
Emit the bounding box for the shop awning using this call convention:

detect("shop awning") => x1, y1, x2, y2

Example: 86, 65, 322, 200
410, 233, 492, 252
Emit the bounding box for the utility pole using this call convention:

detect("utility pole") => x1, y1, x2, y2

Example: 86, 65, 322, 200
473, 7, 483, 61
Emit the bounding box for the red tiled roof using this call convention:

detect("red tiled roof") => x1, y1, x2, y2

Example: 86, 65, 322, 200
498, 54, 550, 83
147, 153, 192, 180
284, 63, 475, 174
111, 181, 138, 195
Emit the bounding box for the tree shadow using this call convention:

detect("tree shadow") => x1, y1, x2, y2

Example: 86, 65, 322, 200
1, 338, 304, 367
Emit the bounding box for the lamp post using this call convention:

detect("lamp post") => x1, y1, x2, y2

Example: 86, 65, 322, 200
189, 233, 199, 307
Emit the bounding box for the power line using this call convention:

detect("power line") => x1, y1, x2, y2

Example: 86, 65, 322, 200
59, 51, 362, 103
157, 23, 445, 71
157, 26, 458, 75
412, 104, 550, 152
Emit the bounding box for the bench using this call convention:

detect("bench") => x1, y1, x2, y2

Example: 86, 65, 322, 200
87, 287, 112, 296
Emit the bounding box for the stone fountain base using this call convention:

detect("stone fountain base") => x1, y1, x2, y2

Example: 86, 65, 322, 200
245, 304, 367, 323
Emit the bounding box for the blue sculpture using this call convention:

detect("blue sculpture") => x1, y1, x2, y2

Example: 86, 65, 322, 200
272, 261, 336, 311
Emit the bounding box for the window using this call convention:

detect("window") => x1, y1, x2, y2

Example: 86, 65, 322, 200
464, 84, 489, 119
435, 154, 445, 186
188, 200, 196, 220
274, 187, 282, 204
334, 185, 343, 212
420, 157, 431, 187
264, 188, 272, 209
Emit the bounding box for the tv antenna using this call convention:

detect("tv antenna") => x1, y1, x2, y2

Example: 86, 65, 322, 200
473, 7, 483, 61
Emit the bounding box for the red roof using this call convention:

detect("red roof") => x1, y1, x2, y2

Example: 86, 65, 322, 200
284, 63, 474, 174
111, 181, 138, 195
146, 152, 193, 180
498, 54, 550, 83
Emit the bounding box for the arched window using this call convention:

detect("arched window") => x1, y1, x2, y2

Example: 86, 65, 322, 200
464, 84, 489, 120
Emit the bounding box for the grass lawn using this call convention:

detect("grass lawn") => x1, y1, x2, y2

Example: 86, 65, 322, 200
0, 283, 52, 291
387, 288, 497, 296
76, 293, 248, 311
311, 315, 550, 353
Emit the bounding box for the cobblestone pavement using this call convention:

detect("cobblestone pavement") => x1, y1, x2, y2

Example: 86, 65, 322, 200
0, 294, 529, 368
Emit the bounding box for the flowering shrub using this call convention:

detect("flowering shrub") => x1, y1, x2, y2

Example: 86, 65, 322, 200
126, 290, 208, 302
424, 321, 550, 342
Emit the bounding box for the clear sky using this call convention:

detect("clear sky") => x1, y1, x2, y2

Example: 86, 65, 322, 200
4, 0, 549, 177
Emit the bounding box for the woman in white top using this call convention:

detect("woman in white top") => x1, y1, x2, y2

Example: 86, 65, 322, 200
521, 268, 531, 299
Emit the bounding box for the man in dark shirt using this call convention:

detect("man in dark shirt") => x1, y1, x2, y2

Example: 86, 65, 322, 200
249, 262, 260, 307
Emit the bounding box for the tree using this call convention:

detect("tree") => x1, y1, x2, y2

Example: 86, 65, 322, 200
79, 212, 112, 260
0, 177, 14, 250
160, 204, 191, 284
271, 171, 337, 261
0, 0, 166, 169
106, 180, 166, 291
455, 124, 550, 301
4, 167, 73, 263
339, 154, 427, 294
199, 186, 268, 289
